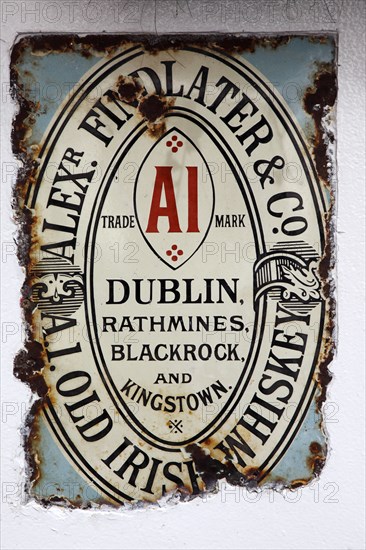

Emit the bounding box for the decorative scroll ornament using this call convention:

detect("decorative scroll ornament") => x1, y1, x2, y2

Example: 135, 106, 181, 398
254, 251, 321, 303
30, 257, 84, 316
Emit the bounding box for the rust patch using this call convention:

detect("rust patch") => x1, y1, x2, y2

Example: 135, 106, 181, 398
186, 444, 263, 491
114, 71, 175, 139
186, 444, 235, 491
11, 33, 333, 63
20, 400, 44, 493
10, 39, 50, 506
306, 441, 326, 477
303, 62, 337, 184
290, 480, 306, 489
316, 215, 336, 410
137, 94, 175, 139
116, 75, 143, 105
13, 343, 47, 397
309, 441, 322, 454
316, 309, 334, 408
211, 35, 292, 54
138, 94, 169, 122
132, 33, 329, 55
302, 60, 337, 412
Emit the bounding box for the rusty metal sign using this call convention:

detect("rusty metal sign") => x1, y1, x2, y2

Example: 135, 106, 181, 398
11, 34, 336, 507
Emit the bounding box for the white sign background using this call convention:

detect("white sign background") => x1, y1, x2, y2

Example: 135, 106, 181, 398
1, 1, 365, 549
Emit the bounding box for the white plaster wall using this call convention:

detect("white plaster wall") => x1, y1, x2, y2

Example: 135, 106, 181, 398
1, 1, 365, 549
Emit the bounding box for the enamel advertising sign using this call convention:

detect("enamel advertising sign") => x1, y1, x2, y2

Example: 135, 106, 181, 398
11, 34, 336, 506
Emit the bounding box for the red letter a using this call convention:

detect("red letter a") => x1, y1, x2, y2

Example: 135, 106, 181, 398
146, 166, 182, 233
